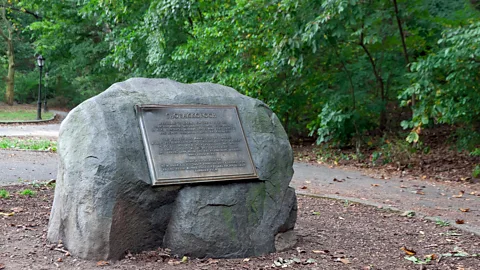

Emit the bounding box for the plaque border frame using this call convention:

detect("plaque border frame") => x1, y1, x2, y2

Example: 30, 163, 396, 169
135, 104, 258, 186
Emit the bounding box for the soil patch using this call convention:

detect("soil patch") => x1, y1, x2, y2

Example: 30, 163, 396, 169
1, 185, 479, 269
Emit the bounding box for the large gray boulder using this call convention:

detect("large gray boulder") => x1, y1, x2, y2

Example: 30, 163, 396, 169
48, 78, 297, 260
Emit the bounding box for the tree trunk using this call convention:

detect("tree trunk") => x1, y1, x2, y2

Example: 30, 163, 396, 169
5, 30, 14, 105
359, 31, 387, 131
392, 0, 415, 107
1, 7, 15, 105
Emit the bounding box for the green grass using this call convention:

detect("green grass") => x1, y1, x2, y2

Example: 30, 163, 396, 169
0, 110, 54, 121
18, 189, 36, 197
435, 219, 450, 227
0, 189, 10, 199
0, 137, 57, 152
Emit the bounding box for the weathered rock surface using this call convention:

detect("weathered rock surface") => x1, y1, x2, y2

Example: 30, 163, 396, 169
48, 78, 297, 260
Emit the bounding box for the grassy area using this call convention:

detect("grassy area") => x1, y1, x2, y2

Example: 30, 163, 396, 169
0, 110, 54, 121
0, 137, 57, 152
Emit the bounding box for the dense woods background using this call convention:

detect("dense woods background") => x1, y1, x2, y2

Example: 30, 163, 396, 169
1, 0, 479, 158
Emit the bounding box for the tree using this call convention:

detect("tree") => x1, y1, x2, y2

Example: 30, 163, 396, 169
23, 0, 125, 105
0, 1, 39, 105
0, 6, 15, 105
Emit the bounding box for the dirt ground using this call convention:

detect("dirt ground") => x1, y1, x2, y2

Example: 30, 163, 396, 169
1, 184, 479, 270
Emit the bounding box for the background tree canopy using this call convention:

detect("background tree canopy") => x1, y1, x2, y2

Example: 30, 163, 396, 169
1, 0, 479, 150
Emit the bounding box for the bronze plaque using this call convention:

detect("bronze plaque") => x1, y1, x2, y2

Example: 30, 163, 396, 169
135, 105, 258, 185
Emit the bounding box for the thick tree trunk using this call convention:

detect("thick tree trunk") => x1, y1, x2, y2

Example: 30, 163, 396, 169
1, 8, 15, 105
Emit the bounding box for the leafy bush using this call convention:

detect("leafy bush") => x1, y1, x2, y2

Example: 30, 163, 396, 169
455, 128, 480, 152
400, 22, 480, 143
14, 71, 42, 104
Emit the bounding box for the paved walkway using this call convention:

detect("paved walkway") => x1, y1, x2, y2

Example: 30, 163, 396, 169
0, 110, 66, 137
1, 118, 479, 235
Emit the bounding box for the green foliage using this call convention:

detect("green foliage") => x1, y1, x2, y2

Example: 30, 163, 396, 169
2, 0, 477, 150
370, 137, 423, 166
472, 165, 480, 178
22, 0, 126, 106
18, 189, 36, 197
470, 148, 480, 156
13, 71, 42, 104
0, 189, 10, 199
400, 18, 480, 145
455, 128, 480, 151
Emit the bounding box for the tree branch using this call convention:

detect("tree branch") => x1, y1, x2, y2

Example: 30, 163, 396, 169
392, 0, 416, 107
359, 27, 387, 130
0, 8, 11, 41
0, 5, 41, 19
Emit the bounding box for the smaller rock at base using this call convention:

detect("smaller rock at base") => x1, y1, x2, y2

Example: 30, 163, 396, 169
275, 230, 297, 252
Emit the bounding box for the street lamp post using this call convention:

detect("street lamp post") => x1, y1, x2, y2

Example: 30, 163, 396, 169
43, 72, 48, 112
36, 55, 45, 120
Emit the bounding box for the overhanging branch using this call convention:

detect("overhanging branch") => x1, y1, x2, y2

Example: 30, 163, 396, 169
0, 5, 41, 19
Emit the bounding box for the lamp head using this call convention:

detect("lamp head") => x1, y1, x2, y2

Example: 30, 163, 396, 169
37, 55, 45, 67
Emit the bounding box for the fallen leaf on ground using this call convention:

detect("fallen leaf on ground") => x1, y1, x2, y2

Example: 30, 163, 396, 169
167, 259, 181, 266
400, 210, 416, 217
243, 258, 250, 262
312, 250, 329, 254
0, 263, 5, 270
300, 186, 308, 189
400, 246, 416, 256
57, 258, 63, 262
455, 219, 465, 224
0, 212, 14, 216
181, 256, 188, 263
96, 261, 109, 266
459, 208, 470, 212
371, 184, 380, 187
422, 175, 427, 179
425, 254, 437, 260
453, 191, 465, 198
336, 258, 351, 264
333, 178, 344, 182
416, 190, 425, 195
